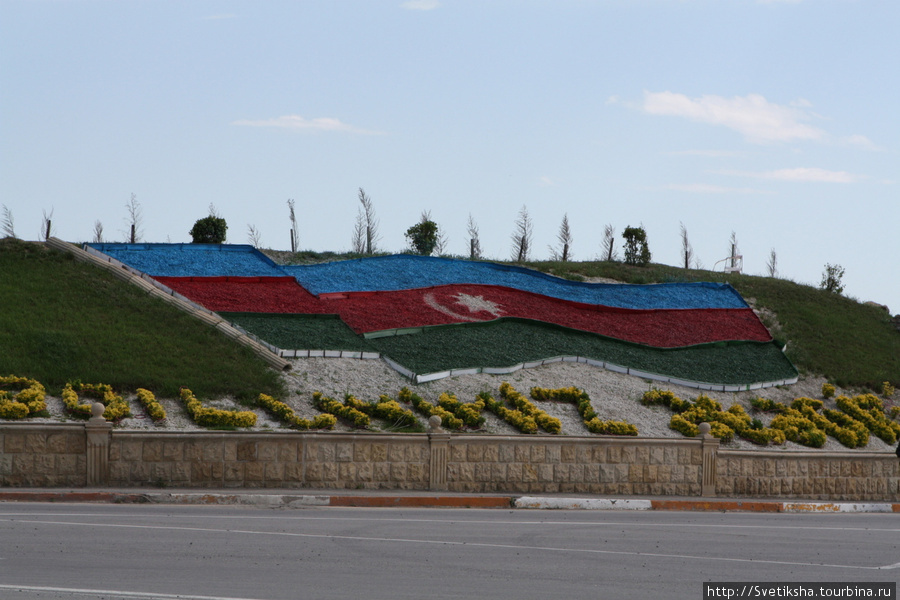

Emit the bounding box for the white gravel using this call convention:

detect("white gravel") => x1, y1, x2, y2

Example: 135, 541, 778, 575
31, 357, 897, 454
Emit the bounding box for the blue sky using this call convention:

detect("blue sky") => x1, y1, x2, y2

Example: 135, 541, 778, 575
2, 0, 898, 313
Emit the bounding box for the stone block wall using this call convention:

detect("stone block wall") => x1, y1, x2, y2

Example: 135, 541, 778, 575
2, 422, 899, 501
445, 435, 703, 495
107, 431, 432, 490
0, 424, 86, 486
718, 450, 900, 501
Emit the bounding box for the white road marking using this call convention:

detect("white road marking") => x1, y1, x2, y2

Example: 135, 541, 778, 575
1, 518, 894, 571
2, 512, 899, 533
0, 584, 269, 600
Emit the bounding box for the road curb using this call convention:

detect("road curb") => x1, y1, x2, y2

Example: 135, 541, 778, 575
0, 491, 897, 512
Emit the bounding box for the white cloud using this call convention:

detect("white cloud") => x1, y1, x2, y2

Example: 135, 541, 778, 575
667, 149, 746, 158
538, 176, 555, 187
232, 115, 383, 135
641, 91, 826, 144
664, 183, 765, 194
401, 0, 440, 10
843, 134, 882, 151
719, 167, 859, 183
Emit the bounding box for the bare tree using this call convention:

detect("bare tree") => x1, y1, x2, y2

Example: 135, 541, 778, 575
92, 220, 104, 244
549, 213, 573, 261
510, 205, 533, 263
1, 204, 16, 239
351, 211, 366, 254
467, 213, 482, 259
680, 222, 694, 269
123, 193, 143, 243
434, 227, 449, 256
357, 188, 380, 254
287, 199, 299, 252
728, 231, 740, 269
247, 224, 263, 248
766, 248, 778, 278
600, 224, 617, 261
40, 208, 55, 241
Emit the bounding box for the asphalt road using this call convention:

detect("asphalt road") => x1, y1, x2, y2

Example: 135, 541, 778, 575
0, 503, 897, 600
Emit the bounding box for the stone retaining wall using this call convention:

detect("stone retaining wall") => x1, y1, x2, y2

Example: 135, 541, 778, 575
0, 424, 87, 487
2, 423, 899, 501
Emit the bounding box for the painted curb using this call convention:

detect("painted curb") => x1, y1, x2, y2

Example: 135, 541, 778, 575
515, 497, 653, 510
0, 492, 897, 513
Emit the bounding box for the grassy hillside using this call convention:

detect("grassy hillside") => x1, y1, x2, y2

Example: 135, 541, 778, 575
532, 259, 900, 390
2, 240, 897, 399
0, 238, 282, 399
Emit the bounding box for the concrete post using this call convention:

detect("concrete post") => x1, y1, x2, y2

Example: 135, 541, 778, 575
427, 416, 451, 491
85, 402, 112, 486
698, 422, 719, 497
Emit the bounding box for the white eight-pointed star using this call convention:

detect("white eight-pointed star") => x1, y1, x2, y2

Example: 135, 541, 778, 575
453, 293, 504, 317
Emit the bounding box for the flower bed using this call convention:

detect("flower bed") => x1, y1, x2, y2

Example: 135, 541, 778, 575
368, 319, 798, 385
86, 244, 795, 388
88, 243, 285, 277
283, 254, 748, 309
162, 279, 770, 347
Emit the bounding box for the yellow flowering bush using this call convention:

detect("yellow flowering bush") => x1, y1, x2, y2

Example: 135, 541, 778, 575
646, 389, 784, 445
136, 388, 167, 422
63, 381, 131, 421
770, 411, 827, 448
478, 390, 538, 434
436, 392, 486, 428
257, 393, 335, 430
641, 388, 691, 413
789, 397, 868, 448
499, 382, 561, 434
821, 383, 836, 399
0, 375, 47, 418
398, 387, 463, 430
343, 393, 418, 428
312, 392, 370, 429
532, 386, 637, 436
835, 394, 900, 444
882, 381, 896, 399
179, 388, 256, 428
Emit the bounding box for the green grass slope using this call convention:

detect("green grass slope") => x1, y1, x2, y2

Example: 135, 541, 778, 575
532, 259, 900, 390
0, 239, 282, 399
2, 240, 896, 399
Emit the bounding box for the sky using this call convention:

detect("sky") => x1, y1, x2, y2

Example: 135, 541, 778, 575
2, 0, 898, 313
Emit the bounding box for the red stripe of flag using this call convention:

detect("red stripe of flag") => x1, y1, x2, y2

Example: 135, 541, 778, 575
156, 277, 771, 348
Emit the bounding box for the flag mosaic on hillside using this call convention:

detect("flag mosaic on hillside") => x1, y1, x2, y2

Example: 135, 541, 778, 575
88, 243, 798, 388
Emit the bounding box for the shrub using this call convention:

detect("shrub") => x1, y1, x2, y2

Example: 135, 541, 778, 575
499, 382, 561, 434
882, 381, 896, 399
398, 387, 463, 430
0, 375, 47, 418
257, 393, 335, 430
189, 215, 228, 244
836, 394, 899, 444
822, 383, 836, 399
479, 390, 538, 434
180, 387, 256, 428
622, 225, 651, 267
436, 392, 486, 428
532, 385, 637, 436
312, 392, 369, 429
63, 381, 131, 421
136, 388, 166, 421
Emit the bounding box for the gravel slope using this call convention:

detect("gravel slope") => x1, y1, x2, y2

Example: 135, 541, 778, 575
35, 357, 895, 455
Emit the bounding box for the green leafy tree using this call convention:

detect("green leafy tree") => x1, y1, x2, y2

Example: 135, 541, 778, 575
820, 263, 845, 294
622, 225, 651, 266
405, 213, 439, 255
189, 206, 228, 244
